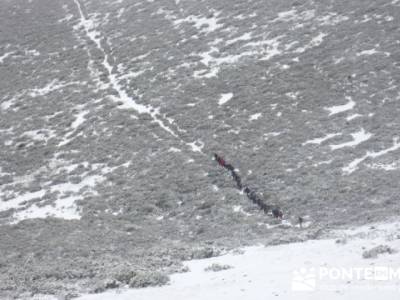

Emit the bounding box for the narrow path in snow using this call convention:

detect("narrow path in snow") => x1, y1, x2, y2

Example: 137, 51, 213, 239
72, 0, 206, 156
72, 0, 176, 135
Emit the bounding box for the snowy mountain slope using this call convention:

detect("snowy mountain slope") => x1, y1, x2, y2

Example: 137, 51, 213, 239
1, 0, 400, 297
76, 220, 400, 299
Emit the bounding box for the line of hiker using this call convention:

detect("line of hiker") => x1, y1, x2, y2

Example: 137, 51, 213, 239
214, 153, 283, 219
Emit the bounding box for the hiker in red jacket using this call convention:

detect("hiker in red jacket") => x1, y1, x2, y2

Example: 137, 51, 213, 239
214, 153, 236, 171
214, 153, 226, 167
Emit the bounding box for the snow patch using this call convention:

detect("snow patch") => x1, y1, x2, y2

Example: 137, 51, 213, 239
232, 205, 252, 216
294, 32, 327, 53
218, 93, 233, 105
71, 109, 90, 129
0, 190, 46, 212
357, 49, 390, 57
225, 32, 252, 45
316, 13, 349, 26
187, 140, 204, 153
249, 113, 262, 121
343, 137, 400, 174
313, 159, 333, 167
11, 195, 81, 223
263, 132, 281, 140
330, 128, 372, 150
28, 80, 80, 97
346, 114, 362, 121
58, 13, 74, 23
0, 96, 18, 111
357, 49, 378, 56
168, 147, 182, 153
0, 51, 14, 63
324, 96, 356, 115
10, 174, 106, 223
194, 36, 283, 78
273, 9, 315, 22
1, 159, 107, 224
276, 9, 297, 20
173, 12, 223, 34
365, 162, 400, 171
302, 133, 342, 145
22, 129, 56, 143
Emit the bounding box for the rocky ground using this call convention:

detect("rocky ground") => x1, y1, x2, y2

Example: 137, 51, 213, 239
1, 0, 400, 298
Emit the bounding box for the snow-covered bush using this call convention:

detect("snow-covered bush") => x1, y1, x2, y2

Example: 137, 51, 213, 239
362, 245, 397, 259
204, 263, 233, 272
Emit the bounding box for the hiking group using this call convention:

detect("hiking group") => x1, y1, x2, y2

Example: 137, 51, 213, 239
214, 153, 283, 219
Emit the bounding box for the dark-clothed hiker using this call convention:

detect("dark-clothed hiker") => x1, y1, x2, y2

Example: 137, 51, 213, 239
213, 153, 284, 220
262, 204, 270, 214
272, 208, 283, 219
263, 204, 271, 213
231, 171, 239, 181
298, 216, 304, 228
225, 164, 234, 171
232, 171, 242, 189
236, 181, 242, 189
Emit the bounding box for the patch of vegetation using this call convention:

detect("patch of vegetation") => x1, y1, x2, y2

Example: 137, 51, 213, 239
204, 263, 233, 272
362, 245, 397, 259
115, 270, 170, 288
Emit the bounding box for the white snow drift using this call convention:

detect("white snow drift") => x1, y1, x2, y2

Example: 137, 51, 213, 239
76, 220, 400, 300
